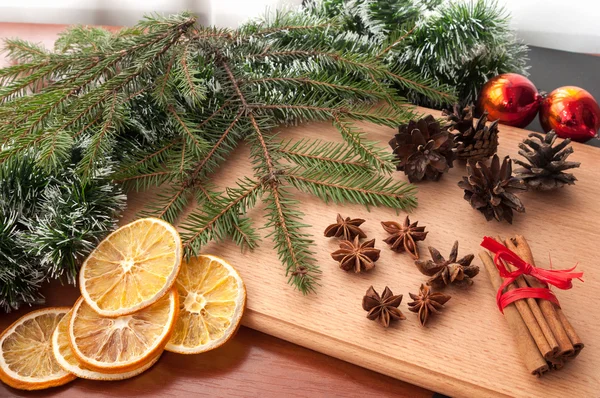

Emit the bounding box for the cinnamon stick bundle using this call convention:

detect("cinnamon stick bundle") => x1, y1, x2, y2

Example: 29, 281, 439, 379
479, 251, 549, 376
508, 236, 584, 359
480, 235, 584, 376
495, 236, 557, 361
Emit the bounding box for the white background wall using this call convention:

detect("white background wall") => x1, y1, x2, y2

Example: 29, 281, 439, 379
0, 0, 598, 53
499, 0, 600, 53
0, 0, 302, 27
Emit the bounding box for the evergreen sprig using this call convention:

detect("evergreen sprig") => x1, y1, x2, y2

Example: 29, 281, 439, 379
0, 11, 442, 294
0, 156, 125, 311
306, 0, 529, 107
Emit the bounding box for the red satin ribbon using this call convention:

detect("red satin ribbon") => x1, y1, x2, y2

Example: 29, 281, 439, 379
480, 237, 583, 313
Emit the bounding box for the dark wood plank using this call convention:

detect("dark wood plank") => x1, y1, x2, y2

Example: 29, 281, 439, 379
0, 282, 431, 397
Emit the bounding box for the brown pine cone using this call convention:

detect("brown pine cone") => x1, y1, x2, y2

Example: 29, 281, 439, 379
458, 154, 526, 224
443, 104, 499, 161
389, 115, 456, 182
514, 131, 580, 191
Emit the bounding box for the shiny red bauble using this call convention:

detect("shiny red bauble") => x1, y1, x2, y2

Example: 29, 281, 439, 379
539, 86, 600, 142
477, 73, 541, 128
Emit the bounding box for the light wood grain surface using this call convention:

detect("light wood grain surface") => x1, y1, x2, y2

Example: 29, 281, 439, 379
0, 22, 433, 398
1, 21, 598, 398
119, 110, 598, 398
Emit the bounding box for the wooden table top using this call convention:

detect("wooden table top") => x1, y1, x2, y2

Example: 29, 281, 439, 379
0, 22, 432, 398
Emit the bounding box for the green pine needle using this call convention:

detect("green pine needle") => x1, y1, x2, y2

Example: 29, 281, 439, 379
0, 10, 432, 294
305, 0, 528, 107
0, 156, 125, 311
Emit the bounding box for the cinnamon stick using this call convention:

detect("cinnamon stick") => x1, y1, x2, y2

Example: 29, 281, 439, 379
509, 236, 575, 358
503, 238, 559, 358
556, 308, 584, 357
548, 357, 565, 370
479, 252, 549, 376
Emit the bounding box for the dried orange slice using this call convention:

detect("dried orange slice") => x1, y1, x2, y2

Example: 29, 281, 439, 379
69, 289, 178, 373
0, 308, 76, 391
79, 217, 182, 317
166, 255, 246, 354
52, 309, 161, 380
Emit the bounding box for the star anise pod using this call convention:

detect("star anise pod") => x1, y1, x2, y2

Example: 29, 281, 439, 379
415, 241, 478, 288
381, 216, 428, 259
362, 286, 406, 328
408, 284, 451, 327
331, 236, 380, 273
324, 213, 367, 241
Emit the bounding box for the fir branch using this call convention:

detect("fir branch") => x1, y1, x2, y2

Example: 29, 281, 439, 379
254, 22, 334, 36
116, 170, 173, 191
185, 110, 244, 184
242, 76, 384, 101
196, 184, 261, 251
167, 105, 209, 157
0, 63, 63, 102
181, 178, 263, 255
0, 11, 440, 295
286, 167, 417, 211
0, 13, 197, 170
275, 137, 373, 174
220, 59, 249, 110
249, 113, 277, 173
384, 65, 456, 104
247, 111, 320, 292
251, 103, 403, 127
140, 185, 191, 224
332, 113, 395, 173
263, 185, 320, 294
71, 111, 102, 139
229, 216, 261, 251
376, 25, 415, 58
113, 138, 180, 183
3, 39, 49, 62
77, 92, 121, 178
247, 9, 337, 37
196, 100, 233, 129
174, 42, 207, 106
36, 130, 73, 171
245, 46, 454, 104
152, 49, 178, 106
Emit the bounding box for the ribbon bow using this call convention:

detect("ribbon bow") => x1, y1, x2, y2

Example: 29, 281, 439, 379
480, 237, 583, 313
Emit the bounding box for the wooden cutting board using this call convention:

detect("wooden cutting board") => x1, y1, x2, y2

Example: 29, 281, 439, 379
124, 108, 599, 398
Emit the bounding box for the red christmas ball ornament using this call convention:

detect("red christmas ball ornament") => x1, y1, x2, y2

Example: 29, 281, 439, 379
477, 73, 541, 128
539, 86, 600, 142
